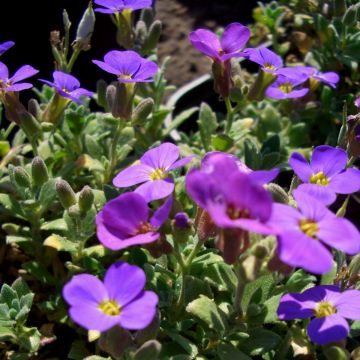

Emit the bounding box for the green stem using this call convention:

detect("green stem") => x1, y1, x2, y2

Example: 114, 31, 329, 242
30, 138, 39, 156
104, 123, 123, 184
3, 121, 16, 139
67, 48, 81, 72
224, 97, 234, 135
234, 261, 246, 317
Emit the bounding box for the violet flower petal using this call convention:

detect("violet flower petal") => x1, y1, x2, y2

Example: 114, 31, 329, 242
0, 41, 14, 56
104, 262, 146, 307
53, 71, 80, 91
0, 61, 9, 80
150, 196, 173, 228
92, 60, 120, 75
135, 178, 175, 202
277, 293, 316, 320
329, 168, 360, 194
293, 189, 328, 222
289, 152, 313, 182
140, 142, 179, 169
277, 230, 333, 274
220, 23, 250, 54
249, 168, 279, 184
168, 155, 194, 170
333, 290, 360, 320
318, 216, 360, 254
244, 47, 283, 69
189, 29, 221, 60
296, 183, 336, 206
10, 65, 38, 83
3, 83, 33, 91
310, 145, 347, 177
119, 291, 158, 330
113, 163, 154, 187
307, 315, 349, 345
69, 304, 120, 331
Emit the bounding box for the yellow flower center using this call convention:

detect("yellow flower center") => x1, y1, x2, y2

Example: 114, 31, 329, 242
118, 73, 132, 80
309, 171, 330, 186
149, 167, 167, 181
226, 205, 250, 220
299, 219, 318, 238
264, 63, 276, 71
314, 301, 337, 318
136, 222, 156, 234
98, 299, 121, 316
279, 82, 293, 93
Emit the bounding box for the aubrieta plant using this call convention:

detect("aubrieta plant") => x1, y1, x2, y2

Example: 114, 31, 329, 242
1, 1, 360, 359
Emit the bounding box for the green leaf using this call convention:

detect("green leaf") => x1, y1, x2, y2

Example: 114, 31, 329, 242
203, 263, 237, 292
166, 332, 198, 358
286, 270, 316, 292
0, 194, 25, 219
323, 346, 351, 360
19, 293, 34, 310
0, 284, 18, 308
0, 304, 10, 319
186, 295, 228, 333
198, 102, 218, 151
84, 134, 103, 159
184, 276, 213, 303
263, 294, 282, 324
22, 261, 55, 285
0, 326, 16, 341
217, 343, 251, 360
15, 306, 31, 323
134, 340, 162, 360
39, 179, 58, 213
68, 340, 91, 360
321, 261, 337, 285
41, 218, 68, 231
11, 278, 31, 298
240, 328, 281, 356
241, 275, 275, 311
244, 138, 261, 169
84, 357, 111, 360
18, 327, 41, 353
211, 134, 234, 152
162, 107, 198, 137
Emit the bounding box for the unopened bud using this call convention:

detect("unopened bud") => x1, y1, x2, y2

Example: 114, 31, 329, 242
41, 122, 54, 132
140, 8, 154, 28
56, 180, 76, 209
266, 183, 289, 204
112, 82, 134, 120
253, 244, 268, 259
74, 3, 96, 51
143, 20, 162, 53
96, 79, 108, 109
27, 99, 41, 119
78, 185, 94, 213
2, 223, 20, 235
31, 157, 49, 186
63, 9, 71, 31
14, 166, 31, 188
106, 84, 116, 110
135, 20, 147, 45
68, 204, 81, 218
132, 98, 154, 125
18, 111, 41, 139
172, 212, 192, 244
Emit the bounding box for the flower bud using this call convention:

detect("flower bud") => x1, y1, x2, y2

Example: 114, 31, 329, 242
27, 99, 42, 119
112, 82, 134, 120
266, 183, 289, 204
74, 2, 95, 51
132, 98, 154, 125
342, 5, 358, 27
14, 166, 31, 188
67, 204, 81, 218
41, 122, 54, 132
96, 79, 108, 110
31, 157, 49, 186
143, 20, 162, 53
212, 60, 232, 98
63, 9, 71, 31
135, 20, 147, 45
172, 212, 192, 244
56, 180, 76, 209
106, 84, 116, 110
78, 185, 94, 214
18, 111, 42, 140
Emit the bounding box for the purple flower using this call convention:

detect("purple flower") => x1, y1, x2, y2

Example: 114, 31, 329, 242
278, 285, 360, 345
39, 71, 93, 104
0, 61, 38, 92
266, 74, 309, 100
289, 145, 360, 205
186, 153, 278, 234
278, 66, 339, 88
189, 23, 250, 62
96, 192, 172, 250
174, 212, 191, 229
201, 151, 279, 184
94, 0, 152, 13
93, 50, 158, 83
63, 261, 158, 332
244, 47, 283, 74
0, 41, 14, 56
355, 96, 360, 109
113, 143, 193, 202
268, 189, 360, 274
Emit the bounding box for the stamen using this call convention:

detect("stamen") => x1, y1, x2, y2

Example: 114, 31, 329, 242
264, 63, 276, 71
314, 301, 337, 318
299, 219, 318, 238
279, 82, 293, 93
98, 299, 121, 316
149, 168, 167, 181
226, 205, 250, 220
309, 171, 330, 186
136, 222, 156, 234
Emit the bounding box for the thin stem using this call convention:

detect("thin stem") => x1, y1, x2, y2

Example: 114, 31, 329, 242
185, 237, 203, 268
67, 48, 81, 72
30, 138, 39, 156
104, 122, 123, 184
3, 121, 16, 139
224, 97, 234, 135
234, 261, 246, 317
